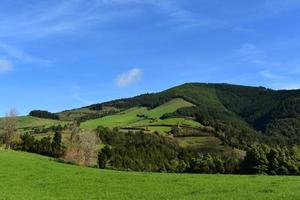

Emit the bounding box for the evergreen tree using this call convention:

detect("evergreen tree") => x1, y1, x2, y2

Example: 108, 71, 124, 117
52, 132, 63, 158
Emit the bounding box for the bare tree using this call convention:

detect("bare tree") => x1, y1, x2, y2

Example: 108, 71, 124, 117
80, 131, 99, 166
64, 130, 100, 166
2, 109, 18, 149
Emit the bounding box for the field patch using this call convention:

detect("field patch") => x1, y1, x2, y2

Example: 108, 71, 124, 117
80, 98, 200, 132
80, 107, 148, 129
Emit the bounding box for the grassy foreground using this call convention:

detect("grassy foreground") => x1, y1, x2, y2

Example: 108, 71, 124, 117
1, 151, 300, 200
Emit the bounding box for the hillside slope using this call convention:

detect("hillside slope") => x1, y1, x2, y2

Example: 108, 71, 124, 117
62, 83, 298, 147
1, 150, 300, 200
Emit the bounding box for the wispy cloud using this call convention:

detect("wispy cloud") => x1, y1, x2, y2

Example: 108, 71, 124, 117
97, 0, 220, 29
0, 42, 50, 64
116, 68, 142, 87
234, 43, 281, 67
71, 85, 92, 105
259, 69, 300, 90
0, 58, 13, 73
273, 83, 300, 90
224, 43, 300, 90
259, 70, 286, 81
151, 1, 220, 29
0, 0, 219, 39
0, 0, 141, 39
264, 0, 300, 13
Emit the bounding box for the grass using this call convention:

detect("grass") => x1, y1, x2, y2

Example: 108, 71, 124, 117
1, 150, 300, 200
175, 136, 222, 148
80, 98, 201, 131
145, 98, 194, 119
174, 136, 231, 154
0, 116, 66, 131
146, 126, 172, 134
80, 107, 148, 129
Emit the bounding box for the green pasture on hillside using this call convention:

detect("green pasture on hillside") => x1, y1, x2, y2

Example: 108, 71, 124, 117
0, 116, 64, 129
80, 98, 201, 131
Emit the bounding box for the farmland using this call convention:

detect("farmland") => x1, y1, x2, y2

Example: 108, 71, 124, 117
80, 98, 201, 134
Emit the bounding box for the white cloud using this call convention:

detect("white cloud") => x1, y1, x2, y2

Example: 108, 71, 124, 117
116, 68, 142, 87
0, 58, 13, 73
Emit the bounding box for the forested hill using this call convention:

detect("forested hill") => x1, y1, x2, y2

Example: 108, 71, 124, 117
82, 83, 300, 143
89, 83, 300, 137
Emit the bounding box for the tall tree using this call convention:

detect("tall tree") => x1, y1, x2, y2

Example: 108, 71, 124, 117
2, 109, 18, 149
52, 132, 63, 157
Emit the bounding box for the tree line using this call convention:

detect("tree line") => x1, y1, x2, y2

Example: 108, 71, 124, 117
29, 110, 60, 120
13, 132, 64, 158
95, 127, 300, 175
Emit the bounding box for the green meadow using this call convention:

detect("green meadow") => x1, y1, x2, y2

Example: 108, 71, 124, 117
1, 150, 300, 200
80, 98, 201, 133
0, 116, 64, 129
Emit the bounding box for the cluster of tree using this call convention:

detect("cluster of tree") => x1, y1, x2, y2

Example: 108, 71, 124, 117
96, 127, 300, 175
59, 109, 118, 123
96, 127, 242, 173
13, 132, 64, 158
89, 93, 180, 110
242, 144, 300, 175
24, 124, 67, 134
97, 127, 183, 172
161, 107, 212, 125
29, 110, 59, 120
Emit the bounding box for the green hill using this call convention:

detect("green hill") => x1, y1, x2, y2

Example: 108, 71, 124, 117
73, 83, 300, 148
1, 150, 300, 200
9, 82, 299, 152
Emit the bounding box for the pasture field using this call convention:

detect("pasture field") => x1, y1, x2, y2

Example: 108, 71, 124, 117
1, 150, 300, 200
80, 98, 201, 132
0, 116, 64, 129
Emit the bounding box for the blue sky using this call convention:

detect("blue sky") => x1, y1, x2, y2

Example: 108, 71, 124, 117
1, 0, 300, 115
